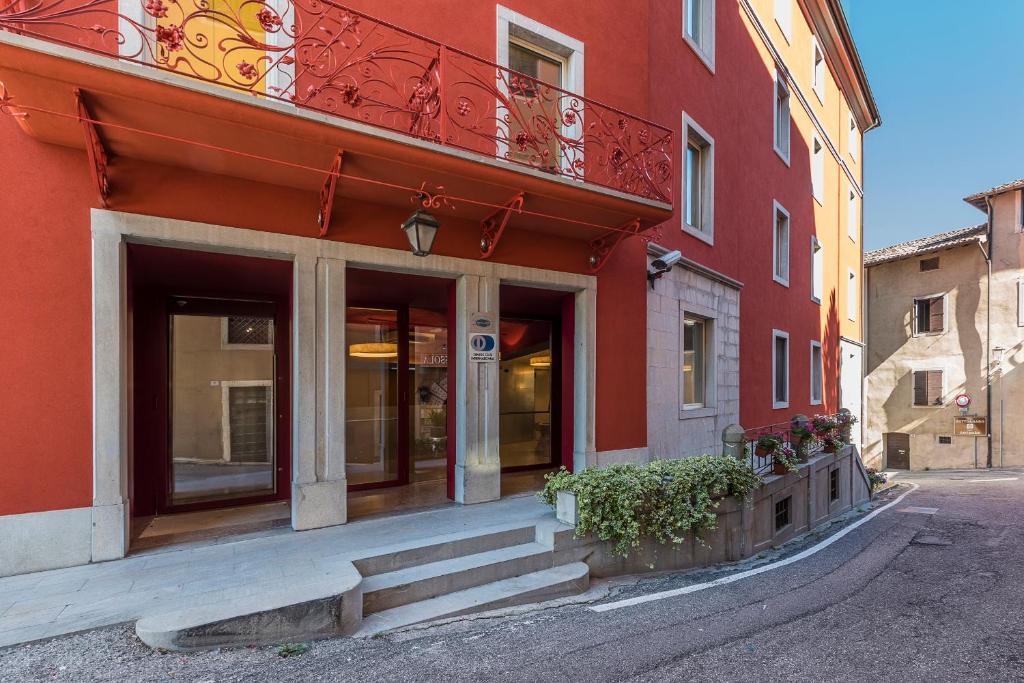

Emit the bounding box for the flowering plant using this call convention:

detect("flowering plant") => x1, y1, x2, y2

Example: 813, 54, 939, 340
774, 445, 800, 473
811, 414, 839, 436
836, 412, 859, 427
755, 433, 783, 455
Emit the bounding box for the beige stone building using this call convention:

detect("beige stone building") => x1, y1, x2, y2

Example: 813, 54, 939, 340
864, 179, 1024, 470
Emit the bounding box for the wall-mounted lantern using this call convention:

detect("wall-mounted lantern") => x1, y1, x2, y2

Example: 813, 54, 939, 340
402, 210, 440, 257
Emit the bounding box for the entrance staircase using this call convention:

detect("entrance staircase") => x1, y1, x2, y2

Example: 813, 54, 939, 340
134, 519, 589, 650
354, 523, 589, 635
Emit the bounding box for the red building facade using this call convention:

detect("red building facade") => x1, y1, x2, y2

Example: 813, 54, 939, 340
0, 0, 877, 575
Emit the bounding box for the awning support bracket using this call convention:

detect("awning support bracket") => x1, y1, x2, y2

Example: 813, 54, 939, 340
479, 192, 524, 258
588, 218, 642, 273
318, 149, 344, 238
74, 89, 110, 209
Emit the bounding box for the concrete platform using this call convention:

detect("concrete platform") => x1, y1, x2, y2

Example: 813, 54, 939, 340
0, 494, 556, 648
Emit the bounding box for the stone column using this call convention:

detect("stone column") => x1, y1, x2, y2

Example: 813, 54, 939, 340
454, 274, 501, 504
291, 254, 347, 530
91, 227, 128, 562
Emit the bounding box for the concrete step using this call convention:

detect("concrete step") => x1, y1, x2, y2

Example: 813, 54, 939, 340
357, 562, 590, 636
362, 542, 554, 614
351, 523, 537, 577
135, 563, 363, 652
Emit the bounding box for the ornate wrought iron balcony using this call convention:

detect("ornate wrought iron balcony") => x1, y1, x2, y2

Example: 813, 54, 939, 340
0, 0, 673, 204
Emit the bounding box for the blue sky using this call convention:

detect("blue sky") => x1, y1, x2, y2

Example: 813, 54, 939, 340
842, 0, 1024, 251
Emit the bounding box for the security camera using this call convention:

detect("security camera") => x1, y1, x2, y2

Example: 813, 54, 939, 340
651, 250, 682, 272
648, 250, 682, 288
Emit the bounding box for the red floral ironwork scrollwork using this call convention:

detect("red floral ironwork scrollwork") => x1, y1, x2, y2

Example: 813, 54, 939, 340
0, 0, 672, 203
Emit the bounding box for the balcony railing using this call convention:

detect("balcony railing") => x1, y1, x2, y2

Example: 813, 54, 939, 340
0, 0, 674, 203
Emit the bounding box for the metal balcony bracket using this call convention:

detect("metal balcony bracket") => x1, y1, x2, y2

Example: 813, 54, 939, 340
318, 149, 344, 238
587, 218, 642, 274
479, 192, 525, 258
74, 89, 111, 209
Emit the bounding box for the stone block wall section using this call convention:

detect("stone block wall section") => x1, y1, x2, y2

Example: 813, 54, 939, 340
548, 446, 871, 577
647, 260, 741, 459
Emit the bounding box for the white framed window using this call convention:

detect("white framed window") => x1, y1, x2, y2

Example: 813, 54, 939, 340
774, 0, 792, 43
913, 295, 946, 335
682, 0, 715, 72
682, 314, 710, 409
772, 329, 790, 409
221, 316, 274, 350
811, 235, 823, 303
496, 6, 584, 171
773, 72, 791, 164
1015, 190, 1023, 233
811, 134, 824, 204
848, 112, 859, 161
682, 113, 715, 244
847, 269, 857, 321
811, 36, 825, 103
848, 189, 858, 242
773, 200, 790, 286
912, 369, 944, 407
810, 341, 823, 405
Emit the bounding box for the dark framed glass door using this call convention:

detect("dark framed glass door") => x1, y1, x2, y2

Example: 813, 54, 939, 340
163, 297, 287, 512
345, 305, 449, 490
499, 317, 556, 471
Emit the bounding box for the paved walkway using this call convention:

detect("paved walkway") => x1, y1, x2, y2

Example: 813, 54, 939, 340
0, 494, 550, 648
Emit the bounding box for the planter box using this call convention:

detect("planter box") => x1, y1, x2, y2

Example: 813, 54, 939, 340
556, 490, 578, 526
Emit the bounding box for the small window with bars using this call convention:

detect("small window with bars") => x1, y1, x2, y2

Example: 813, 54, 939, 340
829, 469, 839, 502
223, 316, 274, 348
913, 296, 944, 335
775, 496, 791, 531
912, 370, 943, 407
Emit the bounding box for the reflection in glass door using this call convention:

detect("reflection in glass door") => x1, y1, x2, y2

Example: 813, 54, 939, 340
499, 318, 554, 470
345, 307, 448, 489
169, 311, 276, 505
345, 308, 401, 487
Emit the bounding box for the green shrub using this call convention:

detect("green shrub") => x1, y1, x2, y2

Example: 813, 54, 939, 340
539, 455, 761, 557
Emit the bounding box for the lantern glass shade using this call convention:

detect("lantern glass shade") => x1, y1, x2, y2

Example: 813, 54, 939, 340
402, 210, 440, 257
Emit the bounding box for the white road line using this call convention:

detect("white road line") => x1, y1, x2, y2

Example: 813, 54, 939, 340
966, 477, 1018, 483
589, 483, 920, 613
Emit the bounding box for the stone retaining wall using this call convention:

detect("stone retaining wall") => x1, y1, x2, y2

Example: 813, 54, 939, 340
544, 445, 871, 578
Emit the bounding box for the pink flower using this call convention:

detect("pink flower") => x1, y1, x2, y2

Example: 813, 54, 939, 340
237, 60, 258, 80
144, 0, 168, 18
561, 110, 577, 126
156, 24, 185, 52
256, 7, 282, 31
339, 83, 361, 106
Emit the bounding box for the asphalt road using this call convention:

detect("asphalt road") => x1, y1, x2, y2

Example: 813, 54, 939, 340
3, 469, 1023, 682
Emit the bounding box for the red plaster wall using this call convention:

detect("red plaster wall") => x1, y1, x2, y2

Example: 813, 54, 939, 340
646, 1, 841, 429
0, 118, 94, 515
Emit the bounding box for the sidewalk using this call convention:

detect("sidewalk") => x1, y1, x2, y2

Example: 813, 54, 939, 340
0, 494, 551, 648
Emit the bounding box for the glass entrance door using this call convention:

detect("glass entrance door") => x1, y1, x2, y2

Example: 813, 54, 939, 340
499, 318, 555, 470
168, 302, 277, 507
345, 306, 449, 489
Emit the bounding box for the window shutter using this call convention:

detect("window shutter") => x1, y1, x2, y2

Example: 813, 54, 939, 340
927, 371, 943, 405
913, 371, 927, 406
928, 297, 944, 332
